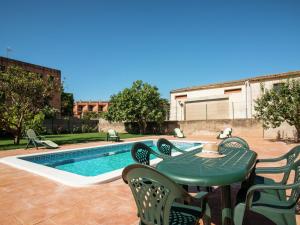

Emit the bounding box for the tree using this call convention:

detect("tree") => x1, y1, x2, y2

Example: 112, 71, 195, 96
0, 66, 54, 144
61, 83, 74, 117
105, 80, 168, 134
254, 79, 300, 142
82, 111, 103, 120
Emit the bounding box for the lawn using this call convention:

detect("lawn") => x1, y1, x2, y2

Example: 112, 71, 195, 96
0, 132, 145, 150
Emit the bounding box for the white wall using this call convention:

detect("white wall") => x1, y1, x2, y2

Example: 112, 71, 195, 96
170, 77, 299, 121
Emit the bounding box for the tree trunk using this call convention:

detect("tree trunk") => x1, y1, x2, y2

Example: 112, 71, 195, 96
138, 120, 147, 134
14, 127, 22, 145
14, 134, 20, 145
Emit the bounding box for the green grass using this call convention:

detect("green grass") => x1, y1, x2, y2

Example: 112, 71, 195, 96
0, 132, 146, 151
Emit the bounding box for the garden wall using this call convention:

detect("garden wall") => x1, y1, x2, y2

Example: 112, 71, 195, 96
43, 118, 98, 134
177, 119, 297, 140
98, 118, 297, 141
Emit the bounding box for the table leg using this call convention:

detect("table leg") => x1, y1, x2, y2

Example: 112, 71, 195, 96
221, 185, 233, 225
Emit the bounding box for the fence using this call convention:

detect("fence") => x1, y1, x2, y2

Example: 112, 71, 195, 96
182, 101, 256, 121
43, 118, 99, 134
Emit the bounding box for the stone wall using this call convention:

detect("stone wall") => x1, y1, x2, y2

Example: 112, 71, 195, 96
176, 119, 297, 140
98, 119, 126, 133
97, 118, 297, 141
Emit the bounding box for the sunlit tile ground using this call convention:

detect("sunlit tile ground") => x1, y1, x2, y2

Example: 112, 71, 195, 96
0, 135, 299, 225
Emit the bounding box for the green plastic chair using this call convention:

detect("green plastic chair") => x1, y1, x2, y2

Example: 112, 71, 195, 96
256, 145, 300, 174
106, 129, 120, 142
218, 136, 250, 152
156, 138, 186, 156
122, 164, 210, 225
25, 129, 59, 149
234, 159, 300, 225
131, 142, 169, 165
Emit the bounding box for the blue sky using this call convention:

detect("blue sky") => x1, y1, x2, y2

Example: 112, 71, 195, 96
1, 0, 299, 100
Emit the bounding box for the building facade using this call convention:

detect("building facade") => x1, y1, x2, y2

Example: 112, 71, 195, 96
170, 71, 300, 121
73, 101, 109, 118
0, 57, 61, 113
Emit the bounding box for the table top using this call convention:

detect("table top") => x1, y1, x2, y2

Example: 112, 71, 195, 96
156, 148, 257, 186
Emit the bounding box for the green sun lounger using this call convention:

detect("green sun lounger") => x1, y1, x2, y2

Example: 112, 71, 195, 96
174, 128, 185, 138
25, 129, 59, 149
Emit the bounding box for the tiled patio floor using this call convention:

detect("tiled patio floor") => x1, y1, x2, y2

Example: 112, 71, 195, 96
0, 135, 299, 225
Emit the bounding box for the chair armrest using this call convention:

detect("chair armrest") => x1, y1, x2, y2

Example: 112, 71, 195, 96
255, 165, 290, 174
184, 191, 208, 206
245, 182, 300, 210
257, 155, 286, 163
174, 146, 186, 154
151, 149, 170, 160
36, 135, 45, 140
193, 191, 208, 200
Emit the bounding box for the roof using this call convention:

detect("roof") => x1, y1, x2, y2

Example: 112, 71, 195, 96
75, 101, 109, 104
0, 56, 61, 73
171, 70, 300, 94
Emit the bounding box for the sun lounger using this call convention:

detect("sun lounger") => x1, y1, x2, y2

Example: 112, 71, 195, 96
26, 129, 59, 149
174, 128, 185, 138
217, 127, 232, 139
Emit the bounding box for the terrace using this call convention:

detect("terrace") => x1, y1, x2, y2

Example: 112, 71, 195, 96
0, 134, 299, 225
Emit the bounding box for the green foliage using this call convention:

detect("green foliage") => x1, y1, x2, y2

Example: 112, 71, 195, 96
61, 90, 74, 117
0, 66, 54, 144
82, 111, 102, 120
24, 111, 46, 134
104, 80, 168, 134
42, 105, 59, 119
254, 79, 300, 141
0, 132, 145, 150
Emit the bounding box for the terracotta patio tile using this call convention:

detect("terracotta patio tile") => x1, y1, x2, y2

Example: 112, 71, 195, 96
34, 219, 57, 225
13, 201, 71, 225
0, 135, 299, 225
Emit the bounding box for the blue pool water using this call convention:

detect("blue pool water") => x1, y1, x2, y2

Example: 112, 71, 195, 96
20, 140, 201, 177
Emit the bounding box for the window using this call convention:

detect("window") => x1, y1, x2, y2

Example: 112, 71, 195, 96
175, 95, 187, 100
78, 106, 83, 112
224, 88, 242, 94
49, 75, 54, 81
98, 106, 104, 112
88, 105, 93, 111
273, 83, 284, 91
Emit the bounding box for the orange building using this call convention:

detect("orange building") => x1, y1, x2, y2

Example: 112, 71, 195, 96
73, 101, 109, 118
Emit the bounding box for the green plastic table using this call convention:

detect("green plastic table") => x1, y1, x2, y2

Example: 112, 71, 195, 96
156, 147, 257, 225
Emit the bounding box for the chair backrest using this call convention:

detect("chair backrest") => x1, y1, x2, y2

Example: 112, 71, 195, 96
223, 128, 232, 136
108, 129, 117, 136
26, 129, 37, 140
281, 159, 300, 204
218, 136, 249, 152
131, 142, 160, 165
157, 138, 175, 156
282, 145, 300, 168
122, 164, 190, 225
157, 138, 184, 156
174, 128, 184, 137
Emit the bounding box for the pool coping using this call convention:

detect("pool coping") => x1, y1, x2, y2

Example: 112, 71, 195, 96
0, 139, 210, 187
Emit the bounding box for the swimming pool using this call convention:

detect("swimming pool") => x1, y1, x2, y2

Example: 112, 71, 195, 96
0, 139, 204, 187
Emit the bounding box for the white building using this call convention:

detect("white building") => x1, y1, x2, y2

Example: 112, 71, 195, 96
170, 71, 300, 121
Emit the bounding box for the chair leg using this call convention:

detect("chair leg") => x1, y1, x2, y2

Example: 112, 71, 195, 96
33, 141, 38, 150
203, 202, 211, 225
233, 205, 245, 225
